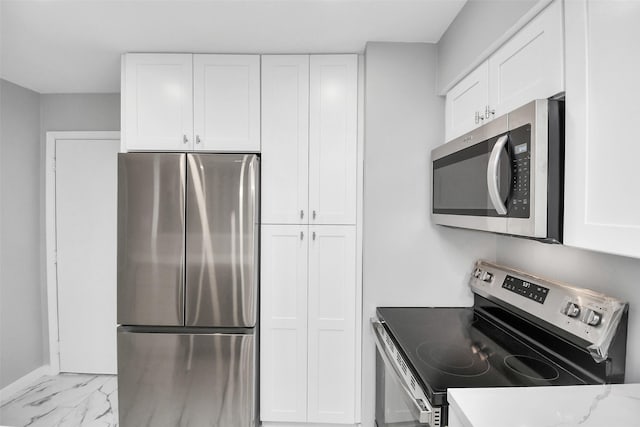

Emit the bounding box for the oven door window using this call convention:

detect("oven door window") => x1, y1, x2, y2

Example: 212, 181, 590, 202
433, 133, 512, 217
376, 351, 429, 427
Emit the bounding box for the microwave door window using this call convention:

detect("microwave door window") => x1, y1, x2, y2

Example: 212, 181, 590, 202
433, 137, 511, 216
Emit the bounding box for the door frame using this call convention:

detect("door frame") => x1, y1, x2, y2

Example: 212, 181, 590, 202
45, 131, 120, 374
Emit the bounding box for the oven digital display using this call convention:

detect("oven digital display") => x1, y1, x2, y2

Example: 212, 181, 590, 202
502, 275, 549, 304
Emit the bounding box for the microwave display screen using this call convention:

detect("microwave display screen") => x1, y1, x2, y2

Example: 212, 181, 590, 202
515, 143, 528, 155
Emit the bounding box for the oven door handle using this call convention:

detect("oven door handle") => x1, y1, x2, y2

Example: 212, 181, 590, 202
487, 134, 509, 215
371, 318, 433, 426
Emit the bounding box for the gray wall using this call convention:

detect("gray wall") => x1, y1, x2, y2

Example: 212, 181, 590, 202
37, 93, 120, 361
0, 80, 44, 388
496, 238, 640, 382
0, 85, 120, 389
40, 94, 120, 133
362, 42, 497, 426
437, 0, 538, 93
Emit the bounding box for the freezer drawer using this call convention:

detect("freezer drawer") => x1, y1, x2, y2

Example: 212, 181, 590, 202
117, 328, 256, 427
185, 154, 259, 327
117, 153, 186, 326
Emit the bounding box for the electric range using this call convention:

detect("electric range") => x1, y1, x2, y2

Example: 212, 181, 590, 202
372, 260, 628, 427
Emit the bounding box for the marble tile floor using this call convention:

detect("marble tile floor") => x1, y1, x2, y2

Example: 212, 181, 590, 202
0, 374, 118, 427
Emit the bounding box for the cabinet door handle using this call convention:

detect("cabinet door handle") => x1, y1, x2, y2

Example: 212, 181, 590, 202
300, 210, 304, 220
312, 231, 316, 241
312, 210, 317, 220
300, 231, 304, 240
485, 105, 495, 120
183, 135, 189, 144
196, 135, 201, 144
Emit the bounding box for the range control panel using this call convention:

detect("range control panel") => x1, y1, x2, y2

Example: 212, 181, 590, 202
470, 261, 627, 350
502, 275, 549, 304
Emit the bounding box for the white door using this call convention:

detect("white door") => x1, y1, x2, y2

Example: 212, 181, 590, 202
55, 137, 119, 374
307, 225, 356, 424
261, 55, 310, 224
122, 53, 194, 151
445, 61, 489, 141
193, 54, 261, 152
488, 0, 563, 117
309, 55, 358, 225
260, 225, 308, 422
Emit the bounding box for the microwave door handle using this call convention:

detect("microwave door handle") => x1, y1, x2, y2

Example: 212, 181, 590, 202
487, 134, 509, 215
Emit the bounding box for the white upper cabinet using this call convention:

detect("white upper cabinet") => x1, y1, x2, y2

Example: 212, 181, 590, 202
261, 54, 358, 225
563, 0, 640, 259
122, 54, 194, 151
122, 53, 260, 152
309, 55, 358, 225
488, 0, 563, 117
193, 55, 260, 152
261, 55, 310, 224
444, 0, 564, 142
444, 62, 489, 141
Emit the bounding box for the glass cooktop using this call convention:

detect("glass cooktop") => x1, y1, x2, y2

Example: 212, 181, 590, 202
377, 306, 591, 406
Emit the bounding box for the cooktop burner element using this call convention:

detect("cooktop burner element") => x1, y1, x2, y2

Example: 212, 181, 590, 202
417, 343, 491, 377
503, 355, 560, 381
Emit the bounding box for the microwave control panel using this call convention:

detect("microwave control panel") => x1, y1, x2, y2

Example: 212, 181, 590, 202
507, 124, 531, 218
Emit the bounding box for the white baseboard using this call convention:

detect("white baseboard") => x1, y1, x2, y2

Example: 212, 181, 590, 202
0, 365, 52, 403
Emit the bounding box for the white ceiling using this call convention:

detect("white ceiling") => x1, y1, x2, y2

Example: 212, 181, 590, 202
0, 0, 466, 94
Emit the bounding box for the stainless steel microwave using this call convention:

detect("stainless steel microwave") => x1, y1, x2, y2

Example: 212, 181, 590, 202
431, 99, 564, 242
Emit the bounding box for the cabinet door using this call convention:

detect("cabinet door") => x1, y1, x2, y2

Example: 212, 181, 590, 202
122, 54, 193, 151
193, 54, 260, 152
309, 55, 358, 225
307, 225, 356, 424
564, 0, 640, 258
445, 61, 489, 142
261, 55, 310, 224
488, 0, 563, 116
260, 225, 308, 422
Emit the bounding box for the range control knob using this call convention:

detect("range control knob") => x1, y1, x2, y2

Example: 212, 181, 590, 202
563, 302, 581, 318
482, 272, 494, 283
583, 309, 602, 326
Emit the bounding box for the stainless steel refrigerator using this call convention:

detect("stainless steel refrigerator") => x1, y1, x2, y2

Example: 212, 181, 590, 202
116, 153, 259, 427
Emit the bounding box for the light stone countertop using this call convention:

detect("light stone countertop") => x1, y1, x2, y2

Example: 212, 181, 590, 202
447, 383, 640, 427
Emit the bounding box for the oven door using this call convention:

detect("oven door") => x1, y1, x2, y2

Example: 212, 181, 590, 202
372, 319, 438, 427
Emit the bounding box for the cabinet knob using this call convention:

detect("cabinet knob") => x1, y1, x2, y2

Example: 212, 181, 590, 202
196, 135, 201, 144
300, 231, 304, 240
183, 135, 189, 144
300, 210, 304, 219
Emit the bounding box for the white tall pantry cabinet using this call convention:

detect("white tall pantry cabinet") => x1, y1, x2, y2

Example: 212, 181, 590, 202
260, 55, 360, 425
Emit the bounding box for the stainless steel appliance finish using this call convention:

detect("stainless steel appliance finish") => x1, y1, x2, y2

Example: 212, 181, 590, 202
470, 260, 628, 362
373, 260, 628, 427
373, 319, 441, 427
117, 153, 260, 427
118, 328, 255, 427
117, 153, 186, 326
431, 99, 563, 242
186, 154, 259, 327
